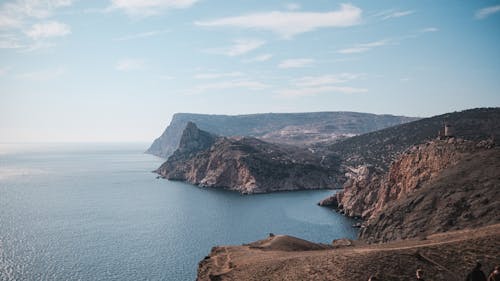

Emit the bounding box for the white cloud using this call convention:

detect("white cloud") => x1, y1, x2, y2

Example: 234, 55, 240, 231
276, 85, 367, 97
0, 1, 73, 50
475, 5, 500, 19
244, 53, 273, 63
227, 39, 265, 56
278, 58, 314, 68
25, 21, 70, 39
114, 29, 170, 41
0, 34, 24, 48
294, 73, 361, 87
0, 0, 73, 29
420, 27, 439, 33
194, 72, 243, 79
17, 66, 65, 81
338, 40, 388, 54
206, 39, 265, 56
110, 0, 198, 17
195, 4, 362, 39
115, 58, 146, 71
382, 10, 414, 20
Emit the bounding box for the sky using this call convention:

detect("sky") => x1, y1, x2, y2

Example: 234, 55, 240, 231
0, 0, 499, 143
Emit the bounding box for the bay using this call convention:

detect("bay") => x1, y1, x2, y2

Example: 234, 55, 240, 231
0, 143, 357, 281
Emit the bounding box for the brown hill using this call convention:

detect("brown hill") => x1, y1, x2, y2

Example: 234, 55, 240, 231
197, 224, 500, 281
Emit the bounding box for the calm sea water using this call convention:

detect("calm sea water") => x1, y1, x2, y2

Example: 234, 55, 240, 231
0, 143, 357, 281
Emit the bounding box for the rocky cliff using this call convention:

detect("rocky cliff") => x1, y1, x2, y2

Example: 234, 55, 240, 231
147, 112, 418, 158
321, 138, 499, 242
156, 123, 342, 194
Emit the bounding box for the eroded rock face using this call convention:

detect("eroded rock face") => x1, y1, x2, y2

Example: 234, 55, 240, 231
327, 138, 499, 242
156, 123, 342, 194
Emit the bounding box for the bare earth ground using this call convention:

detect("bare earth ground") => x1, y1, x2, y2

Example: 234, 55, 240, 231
198, 224, 500, 281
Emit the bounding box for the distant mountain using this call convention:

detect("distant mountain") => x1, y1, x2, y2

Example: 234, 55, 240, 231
329, 107, 500, 169
146, 112, 418, 158
155, 123, 342, 194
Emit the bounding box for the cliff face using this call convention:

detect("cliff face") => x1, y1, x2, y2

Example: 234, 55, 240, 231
360, 142, 500, 243
326, 138, 499, 242
147, 112, 418, 158
156, 123, 341, 194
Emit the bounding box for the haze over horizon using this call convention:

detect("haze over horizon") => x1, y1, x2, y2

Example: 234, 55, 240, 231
1, 0, 499, 142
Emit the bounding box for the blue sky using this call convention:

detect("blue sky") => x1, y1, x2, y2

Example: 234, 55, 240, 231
1, 0, 499, 142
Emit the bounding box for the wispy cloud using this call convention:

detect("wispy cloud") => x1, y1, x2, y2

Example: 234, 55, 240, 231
206, 39, 265, 56
194, 72, 243, 79
285, 3, 301, 11
0, 34, 24, 49
0, 0, 73, 29
294, 73, 362, 87
114, 29, 170, 41
381, 10, 414, 20
24, 21, 70, 39
109, 0, 198, 17
475, 5, 500, 19
276, 72, 366, 97
276, 86, 367, 98
195, 4, 362, 39
17, 66, 65, 81
191, 79, 269, 94
420, 27, 439, 33
338, 39, 389, 54
278, 58, 314, 68
244, 53, 273, 63
0, 0, 73, 50
115, 58, 146, 71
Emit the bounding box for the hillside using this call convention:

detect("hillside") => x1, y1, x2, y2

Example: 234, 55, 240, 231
156, 122, 342, 194
360, 142, 500, 243
197, 224, 500, 281
147, 112, 418, 158
329, 107, 500, 169
320, 138, 500, 242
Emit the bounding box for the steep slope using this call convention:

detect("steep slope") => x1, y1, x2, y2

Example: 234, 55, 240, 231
329, 107, 500, 169
147, 112, 418, 158
197, 224, 500, 281
360, 143, 500, 243
156, 123, 342, 194
321, 138, 499, 242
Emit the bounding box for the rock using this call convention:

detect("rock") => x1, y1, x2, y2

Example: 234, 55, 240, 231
332, 238, 353, 248
156, 122, 343, 194
317, 194, 338, 207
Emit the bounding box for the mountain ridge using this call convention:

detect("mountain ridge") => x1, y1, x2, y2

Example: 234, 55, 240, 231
147, 111, 419, 158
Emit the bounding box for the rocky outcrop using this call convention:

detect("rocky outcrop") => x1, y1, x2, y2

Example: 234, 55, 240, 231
156, 123, 342, 194
360, 142, 500, 242
147, 112, 418, 158
325, 138, 499, 242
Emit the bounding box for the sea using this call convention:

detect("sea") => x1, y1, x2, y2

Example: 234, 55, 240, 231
0, 143, 358, 281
